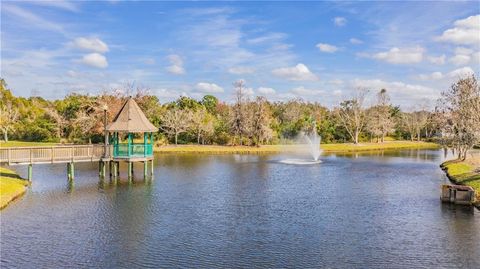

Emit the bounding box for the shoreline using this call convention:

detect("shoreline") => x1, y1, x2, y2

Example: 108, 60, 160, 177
440, 159, 480, 208
154, 141, 439, 154
0, 167, 30, 210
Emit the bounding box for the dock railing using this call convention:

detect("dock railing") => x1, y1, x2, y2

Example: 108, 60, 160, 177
0, 144, 108, 165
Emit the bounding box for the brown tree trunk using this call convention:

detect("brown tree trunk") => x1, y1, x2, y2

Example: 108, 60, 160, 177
175, 132, 178, 145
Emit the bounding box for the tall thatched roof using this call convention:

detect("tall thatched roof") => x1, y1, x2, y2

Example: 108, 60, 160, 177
106, 97, 157, 132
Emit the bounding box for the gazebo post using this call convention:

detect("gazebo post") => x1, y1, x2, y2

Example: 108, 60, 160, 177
127, 133, 132, 157
144, 133, 147, 157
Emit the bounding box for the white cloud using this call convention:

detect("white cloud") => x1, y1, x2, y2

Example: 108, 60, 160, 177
352, 78, 438, 103
3, 4, 64, 34
228, 66, 255, 74
247, 32, 287, 44
472, 52, 480, 64
437, 14, 480, 45
244, 87, 255, 96
166, 54, 185, 75
272, 63, 318, 81
316, 43, 338, 53
257, 87, 276, 95
333, 17, 347, 26
372, 47, 424, 64
67, 70, 79, 78
195, 82, 224, 93
449, 47, 476, 65
80, 53, 108, 68
415, 71, 444, 81
28, 0, 79, 12
454, 47, 474, 55
154, 88, 184, 101
450, 54, 471, 65
349, 38, 363, 44
329, 79, 344, 85
447, 67, 475, 78
72, 37, 109, 53
290, 86, 323, 96
427, 55, 446, 65
175, 8, 295, 76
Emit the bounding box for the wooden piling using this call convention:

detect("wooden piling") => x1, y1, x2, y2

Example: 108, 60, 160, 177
144, 161, 148, 179
150, 159, 154, 177
67, 162, 75, 181
128, 162, 133, 182
28, 164, 32, 181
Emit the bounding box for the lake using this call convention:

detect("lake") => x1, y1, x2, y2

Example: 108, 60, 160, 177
1, 149, 479, 268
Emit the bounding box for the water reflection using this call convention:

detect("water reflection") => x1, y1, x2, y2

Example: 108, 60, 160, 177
1, 149, 479, 268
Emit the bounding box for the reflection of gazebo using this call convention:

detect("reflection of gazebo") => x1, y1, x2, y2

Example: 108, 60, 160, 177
105, 97, 157, 180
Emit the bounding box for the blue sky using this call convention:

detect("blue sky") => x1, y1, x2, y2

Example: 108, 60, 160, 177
1, 1, 479, 108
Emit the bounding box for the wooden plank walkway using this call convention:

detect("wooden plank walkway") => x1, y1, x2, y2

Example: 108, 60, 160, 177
0, 145, 108, 165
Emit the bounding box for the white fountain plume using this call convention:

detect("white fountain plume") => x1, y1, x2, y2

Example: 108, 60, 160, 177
278, 121, 322, 165
303, 121, 322, 161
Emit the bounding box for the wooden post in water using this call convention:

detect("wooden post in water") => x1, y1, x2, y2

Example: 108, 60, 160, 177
143, 161, 147, 179
101, 161, 106, 178
71, 162, 75, 180
28, 164, 33, 181
128, 162, 133, 182
67, 162, 75, 181
112, 161, 117, 179
150, 159, 154, 177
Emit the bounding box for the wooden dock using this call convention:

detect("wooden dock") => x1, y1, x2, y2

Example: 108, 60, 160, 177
0, 145, 106, 165
0, 144, 153, 182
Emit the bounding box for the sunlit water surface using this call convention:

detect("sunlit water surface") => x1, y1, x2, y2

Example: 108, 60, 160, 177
1, 149, 479, 268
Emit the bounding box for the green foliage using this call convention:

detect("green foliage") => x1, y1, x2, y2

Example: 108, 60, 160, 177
201, 95, 219, 114
1, 78, 445, 146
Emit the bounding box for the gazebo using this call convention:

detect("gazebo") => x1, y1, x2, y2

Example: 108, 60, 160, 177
105, 97, 157, 180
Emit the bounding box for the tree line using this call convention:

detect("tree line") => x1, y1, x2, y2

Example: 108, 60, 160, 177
1, 76, 479, 158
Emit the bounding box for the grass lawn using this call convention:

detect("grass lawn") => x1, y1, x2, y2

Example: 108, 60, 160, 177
0, 140, 57, 147
0, 167, 29, 209
441, 159, 480, 203
155, 141, 439, 154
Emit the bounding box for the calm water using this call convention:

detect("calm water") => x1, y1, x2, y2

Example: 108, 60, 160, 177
1, 149, 479, 268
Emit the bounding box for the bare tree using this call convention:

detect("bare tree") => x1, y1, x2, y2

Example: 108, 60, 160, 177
160, 108, 192, 145
247, 96, 273, 146
190, 107, 215, 144
402, 112, 418, 141
438, 75, 480, 160
336, 88, 368, 144
70, 110, 97, 143
230, 80, 249, 145
43, 103, 67, 139
0, 101, 19, 142
366, 89, 395, 142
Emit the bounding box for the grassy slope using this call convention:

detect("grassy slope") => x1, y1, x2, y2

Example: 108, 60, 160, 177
0, 141, 56, 147
0, 167, 29, 209
155, 141, 439, 154
441, 160, 480, 200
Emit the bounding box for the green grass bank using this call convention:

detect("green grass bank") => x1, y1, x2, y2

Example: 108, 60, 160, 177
441, 159, 480, 206
0, 167, 29, 209
154, 141, 439, 154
